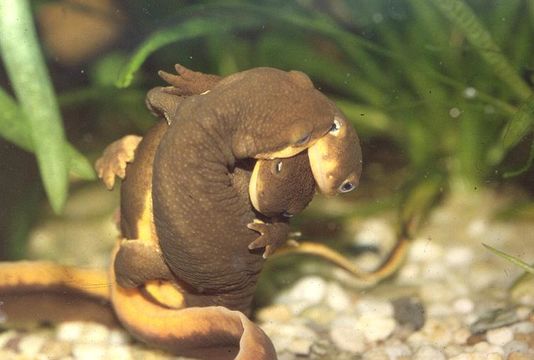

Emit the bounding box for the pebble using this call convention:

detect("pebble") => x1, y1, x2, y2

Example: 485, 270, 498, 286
413, 345, 446, 360
508, 352, 532, 360
261, 322, 317, 354
329, 316, 366, 353
300, 304, 336, 326
453, 328, 471, 344
72, 343, 106, 360
392, 297, 425, 330
503, 341, 529, 357
18, 334, 46, 357
278, 276, 327, 313
287, 338, 313, 356
107, 345, 133, 359
356, 314, 396, 342
384, 341, 412, 359
510, 321, 534, 334
257, 304, 293, 324
355, 298, 394, 318
108, 328, 130, 345
454, 297, 475, 314
324, 282, 351, 311
397, 262, 421, 284
362, 347, 389, 360
56, 321, 84, 342
486, 327, 514, 346
445, 246, 474, 266
408, 237, 444, 262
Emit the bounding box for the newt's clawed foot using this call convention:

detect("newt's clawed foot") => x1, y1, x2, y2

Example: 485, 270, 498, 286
158, 63, 221, 96
247, 220, 290, 259
95, 135, 142, 190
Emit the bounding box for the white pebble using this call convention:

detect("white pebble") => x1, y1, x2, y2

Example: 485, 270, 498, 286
106, 345, 132, 360
421, 262, 448, 280
414, 345, 446, 360
0, 330, 17, 348
19, 334, 46, 357
420, 318, 454, 347
287, 338, 313, 356
453, 328, 471, 344
108, 329, 130, 345
451, 353, 503, 360
284, 276, 327, 307
427, 302, 454, 317
72, 343, 106, 360
445, 246, 474, 266
486, 326, 513, 346
510, 321, 534, 334
408, 237, 444, 262
384, 342, 412, 359
503, 341, 529, 357
325, 282, 351, 311
56, 322, 84, 341
362, 347, 389, 360
329, 317, 366, 353
356, 314, 396, 342
82, 323, 111, 344
355, 298, 394, 318
453, 298, 475, 314
397, 262, 421, 284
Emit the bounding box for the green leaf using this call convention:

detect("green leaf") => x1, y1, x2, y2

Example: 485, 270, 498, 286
501, 96, 534, 150
429, 0, 533, 101
0, 88, 95, 181
0, 0, 69, 213
482, 243, 534, 275
116, 16, 261, 88
503, 139, 534, 178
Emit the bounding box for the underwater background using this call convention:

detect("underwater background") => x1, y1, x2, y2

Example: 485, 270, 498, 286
0, 1, 533, 358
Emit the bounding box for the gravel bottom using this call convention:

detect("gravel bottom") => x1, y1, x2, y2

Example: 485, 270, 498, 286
1, 189, 533, 359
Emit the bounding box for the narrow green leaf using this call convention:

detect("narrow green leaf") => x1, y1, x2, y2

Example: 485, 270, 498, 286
116, 16, 261, 88
429, 0, 533, 101
501, 96, 534, 150
503, 139, 534, 178
0, 88, 95, 180
482, 243, 534, 275
0, 0, 69, 213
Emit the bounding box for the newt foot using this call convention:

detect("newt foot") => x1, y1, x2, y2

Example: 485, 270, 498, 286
157, 63, 222, 96
247, 220, 290, 259
95, 135, 142, 190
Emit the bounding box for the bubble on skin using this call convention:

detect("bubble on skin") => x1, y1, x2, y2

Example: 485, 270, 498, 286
449, 107, 461, 118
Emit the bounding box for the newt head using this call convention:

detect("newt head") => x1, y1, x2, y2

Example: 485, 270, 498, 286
249, 151, 315, 217
198, 67, 337, 160
307, 113, 362, 196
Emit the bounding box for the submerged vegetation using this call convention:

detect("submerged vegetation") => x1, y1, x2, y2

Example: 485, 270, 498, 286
0, 0, 533, 259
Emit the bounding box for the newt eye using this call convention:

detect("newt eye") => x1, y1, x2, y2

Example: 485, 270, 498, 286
329, 118, 342, 136
338, 180, 355, 193
295, 133, 311, 146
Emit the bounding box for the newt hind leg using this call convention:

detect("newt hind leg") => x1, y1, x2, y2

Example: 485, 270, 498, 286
114, 240, 173, 288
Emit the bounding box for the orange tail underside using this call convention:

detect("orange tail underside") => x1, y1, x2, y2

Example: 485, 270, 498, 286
0, 255, 277, 360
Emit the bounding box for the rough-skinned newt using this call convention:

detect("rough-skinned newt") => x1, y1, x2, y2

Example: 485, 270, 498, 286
107, 66, 363, 357
0, 66, 370, 359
